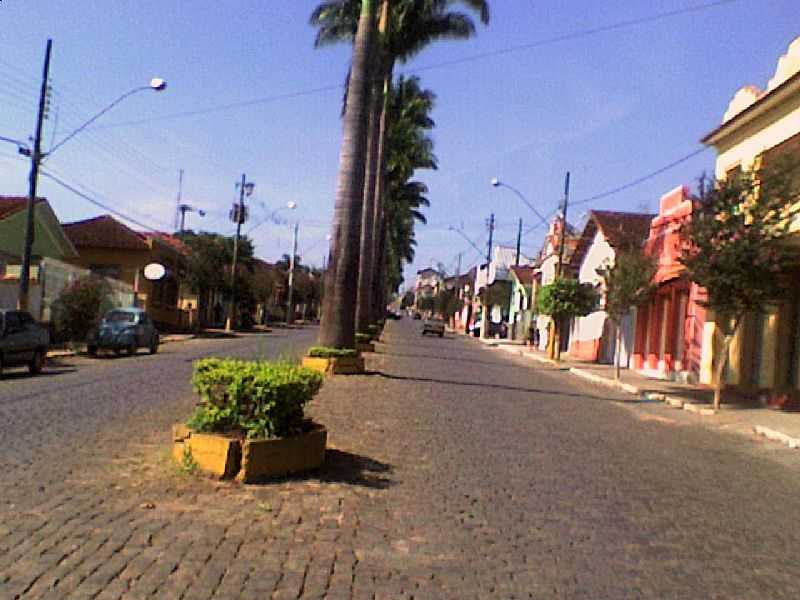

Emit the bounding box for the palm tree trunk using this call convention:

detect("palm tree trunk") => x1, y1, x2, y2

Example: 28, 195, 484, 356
318, 0, 378, 349
370, 60, 395, 323
355, 1, 390, 333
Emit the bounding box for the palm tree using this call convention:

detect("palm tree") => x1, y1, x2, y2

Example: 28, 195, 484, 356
317, 0, 379, 348
311, 0, 490, 327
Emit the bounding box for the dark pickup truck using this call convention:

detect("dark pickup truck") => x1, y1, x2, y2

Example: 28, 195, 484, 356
0, 309, 50, 377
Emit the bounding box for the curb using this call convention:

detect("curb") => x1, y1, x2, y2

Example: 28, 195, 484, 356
46, 333, 195, 360
753, 425, 800, 449
569, 367, 641, 395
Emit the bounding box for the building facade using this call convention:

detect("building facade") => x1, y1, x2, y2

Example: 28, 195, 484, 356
631, 187, 707, 382
700, 35, 800, 402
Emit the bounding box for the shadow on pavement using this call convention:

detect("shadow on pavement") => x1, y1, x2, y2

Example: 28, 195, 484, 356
0, 366, 77, 379
317, 449, 395, 489
375, 350, 527, 370
371, 371, 615, 402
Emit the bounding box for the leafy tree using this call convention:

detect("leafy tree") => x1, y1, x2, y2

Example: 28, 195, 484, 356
596, 251, 657, 379
536, 277, 598, 361
400, 290, 415, 308
416, 294, 435, 313
680, 160, 800, 409
51, 276, 111, 344
177, 232, 254, 326
435, 287, 462, 320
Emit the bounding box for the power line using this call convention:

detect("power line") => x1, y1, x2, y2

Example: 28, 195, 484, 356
87, 0, 735, 129
40, 170, 171, 232
408, 0, 737, 74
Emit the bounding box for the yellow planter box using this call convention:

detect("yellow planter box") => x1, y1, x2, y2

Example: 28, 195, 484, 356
238, 424, 327, 483
172, 425, 241, 479
302, 355, 365, 375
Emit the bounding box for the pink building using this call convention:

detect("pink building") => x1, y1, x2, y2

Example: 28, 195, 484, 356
632, 186, 707, 383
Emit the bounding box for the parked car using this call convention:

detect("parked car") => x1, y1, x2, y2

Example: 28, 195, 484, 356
470, 320, 508, 338
422, 317, 446, 337
87, 307, 159, 356
413, 312, 422, 320
0, 309, 50, 377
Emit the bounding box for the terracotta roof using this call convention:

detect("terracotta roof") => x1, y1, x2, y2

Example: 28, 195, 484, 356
63, 215, 149, 251
509, 265, 536, 286
0, 196, 44, 221
143, 231, 190, 255
592, 210, 655, 249
571, 210, 654, 269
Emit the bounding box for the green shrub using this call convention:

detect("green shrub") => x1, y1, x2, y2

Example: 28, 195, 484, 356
51, 276, 111, 343
306, 346, 359, 358
355, 332, 372, 344
187, 358, 324, 439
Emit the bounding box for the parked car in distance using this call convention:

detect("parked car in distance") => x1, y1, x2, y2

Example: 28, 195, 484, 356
87, 307, 159, 357
422, 317, 446, 337
470, 320, 508, 338
0, 309, 50, 377
413, 312, 422, 320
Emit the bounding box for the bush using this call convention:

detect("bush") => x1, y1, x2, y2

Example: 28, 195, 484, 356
306, 346, 358, 358
51, 276, 111, 343
355, 332, 372, 344
187, 358, 324, 439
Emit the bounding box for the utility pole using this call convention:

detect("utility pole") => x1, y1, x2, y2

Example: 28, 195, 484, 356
480, 213, 495, 339
557, 171, 570, 277
18, 39, 52, 311
226, 174, 247, 332
286, 222, 298, 325
515, 217, 523, 266
549, 171, 571, 360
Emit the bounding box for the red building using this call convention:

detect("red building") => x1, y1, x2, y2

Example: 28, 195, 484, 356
632, 186, 707, 383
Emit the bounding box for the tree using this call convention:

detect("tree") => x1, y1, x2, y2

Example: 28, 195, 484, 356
51, 276, 111, 344
317, 0, 378, 349
596, 251, 656, 380
680, 160, 800, 409
177, 232, 254, 326
311, 0, 490, 329
536, 277, 598, 361
435, 286, 462, 321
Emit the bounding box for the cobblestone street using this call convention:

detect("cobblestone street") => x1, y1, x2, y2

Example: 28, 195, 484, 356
2, 321, 800, 598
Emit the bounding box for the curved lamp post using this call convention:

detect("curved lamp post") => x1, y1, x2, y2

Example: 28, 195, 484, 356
18, 57, 167, 310
490, 177, 548, 227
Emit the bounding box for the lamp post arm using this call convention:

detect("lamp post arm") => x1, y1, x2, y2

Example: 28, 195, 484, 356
499, 182, 548, 227
47, 86, 150, 156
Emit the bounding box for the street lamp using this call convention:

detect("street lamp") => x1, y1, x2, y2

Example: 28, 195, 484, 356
490, 177, 548, 227
177, 204, 206, 232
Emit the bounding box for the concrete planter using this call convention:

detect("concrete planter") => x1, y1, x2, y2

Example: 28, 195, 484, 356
355, 341, 375, 353
302, 355, 365, 375
238, 424, 327, 483
172, 423, 327, 482
172, 424, 240, 479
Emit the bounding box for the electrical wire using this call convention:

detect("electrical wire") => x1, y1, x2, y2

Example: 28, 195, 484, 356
41, 169, 173, 232
87, 0, 736, 129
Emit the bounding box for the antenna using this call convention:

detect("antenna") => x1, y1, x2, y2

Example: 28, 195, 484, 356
174, 168, 184, 231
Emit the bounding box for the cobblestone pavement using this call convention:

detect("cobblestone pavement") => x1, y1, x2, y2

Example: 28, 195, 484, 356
2, 321, 800, 598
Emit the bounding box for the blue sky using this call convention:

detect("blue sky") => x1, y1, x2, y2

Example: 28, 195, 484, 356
0, 1, 797, 288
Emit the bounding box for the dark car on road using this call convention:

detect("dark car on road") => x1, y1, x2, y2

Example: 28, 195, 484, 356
0, 309, 49, 377
87, 307, 159, 356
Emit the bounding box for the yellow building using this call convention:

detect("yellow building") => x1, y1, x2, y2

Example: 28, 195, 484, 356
701, 36, 800, 404
63, 215, 193, 330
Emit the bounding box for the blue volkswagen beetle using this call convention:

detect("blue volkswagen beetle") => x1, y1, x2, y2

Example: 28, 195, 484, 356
87, 307, 159, 357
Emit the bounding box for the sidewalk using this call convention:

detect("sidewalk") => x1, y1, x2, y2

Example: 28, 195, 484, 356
474, 334, 800, 451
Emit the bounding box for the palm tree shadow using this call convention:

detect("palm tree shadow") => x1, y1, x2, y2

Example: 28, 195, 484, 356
375, 350, 526, 369
370, 371, 618, 402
